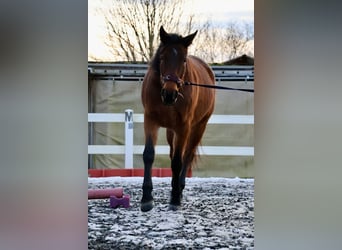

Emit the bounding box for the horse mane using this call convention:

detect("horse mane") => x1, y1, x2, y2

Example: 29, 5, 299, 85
150, 33, 185, 74
150, 47, 161, 74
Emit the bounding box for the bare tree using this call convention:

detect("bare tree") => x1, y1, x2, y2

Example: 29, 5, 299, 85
99, 0, 195, 62
243, 21, 254, 41
192, 20, 223, 62
88, 53, 104, 62
93, 0, 254, 63
192, 20, 254, 63
222, 22, 248, 60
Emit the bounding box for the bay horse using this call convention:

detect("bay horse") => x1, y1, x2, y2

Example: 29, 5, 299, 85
141, 26, 215, 211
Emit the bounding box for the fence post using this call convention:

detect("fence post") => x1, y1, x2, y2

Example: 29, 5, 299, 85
124, 109, 134, 169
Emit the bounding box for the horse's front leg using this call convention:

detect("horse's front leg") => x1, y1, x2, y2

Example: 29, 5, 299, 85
169, 130, 189, 210
169, 147, 182, 210
141, 118, 158, 212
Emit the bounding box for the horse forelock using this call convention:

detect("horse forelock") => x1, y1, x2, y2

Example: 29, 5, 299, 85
150, 34, 185, 74
163, 33, 183, 44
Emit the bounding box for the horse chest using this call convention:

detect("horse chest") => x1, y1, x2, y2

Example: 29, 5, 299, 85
150, 107, 185, 129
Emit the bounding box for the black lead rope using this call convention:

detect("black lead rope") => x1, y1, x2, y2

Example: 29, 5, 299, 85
183, 81, 254, 93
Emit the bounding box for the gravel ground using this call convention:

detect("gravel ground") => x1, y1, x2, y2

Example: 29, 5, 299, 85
88, 177, 254, 249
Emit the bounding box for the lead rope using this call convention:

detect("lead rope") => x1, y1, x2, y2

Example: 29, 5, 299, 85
182, 81, 254, 93
181, 58, 253, 93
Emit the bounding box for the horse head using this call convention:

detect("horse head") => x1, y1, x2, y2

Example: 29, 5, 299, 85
158, 26, 197, 105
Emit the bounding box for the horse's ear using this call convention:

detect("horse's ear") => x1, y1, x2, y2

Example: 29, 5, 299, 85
160, 26, 169, 44
182, 30, 198, 47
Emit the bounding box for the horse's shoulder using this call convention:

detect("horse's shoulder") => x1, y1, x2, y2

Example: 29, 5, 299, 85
188, 55, 214, 80
188, 55, 210, 69
188, 55, 204, 64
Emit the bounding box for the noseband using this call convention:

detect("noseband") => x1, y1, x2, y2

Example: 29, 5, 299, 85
161, 74, 183, 88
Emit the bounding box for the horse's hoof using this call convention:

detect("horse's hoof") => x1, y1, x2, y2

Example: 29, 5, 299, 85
168, 204, 180, 211
141, 200, 154, 212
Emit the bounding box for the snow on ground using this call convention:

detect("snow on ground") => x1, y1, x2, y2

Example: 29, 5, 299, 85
88, 177, 254, 249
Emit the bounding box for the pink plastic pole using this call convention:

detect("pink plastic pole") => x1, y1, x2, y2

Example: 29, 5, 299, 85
88, 187, 124, 199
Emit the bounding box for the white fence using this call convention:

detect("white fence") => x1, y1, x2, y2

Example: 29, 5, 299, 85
88, 110, 254, 169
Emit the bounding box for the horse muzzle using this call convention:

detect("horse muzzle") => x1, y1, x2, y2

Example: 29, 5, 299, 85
161, 88, 178, 105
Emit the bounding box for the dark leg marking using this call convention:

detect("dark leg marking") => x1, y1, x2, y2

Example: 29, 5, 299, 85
169, 149, 182, 210
141, 136, 155, 212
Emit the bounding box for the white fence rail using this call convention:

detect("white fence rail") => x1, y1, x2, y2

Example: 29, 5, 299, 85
88, 110, 254, 168
88, 113, 254, 124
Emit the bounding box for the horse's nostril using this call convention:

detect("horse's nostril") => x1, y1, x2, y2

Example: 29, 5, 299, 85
161, 89, 178, 105
161, 89, 166, 97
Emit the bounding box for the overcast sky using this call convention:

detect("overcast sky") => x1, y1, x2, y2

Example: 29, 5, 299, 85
88, 0, 254, 61
183, 0, 254, 24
